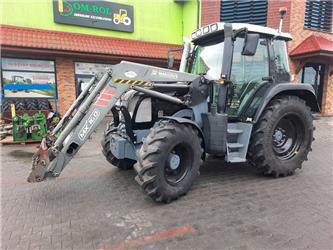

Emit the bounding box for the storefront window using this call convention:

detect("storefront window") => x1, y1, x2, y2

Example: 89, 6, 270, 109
1, 58, 56, 98
75, 62, 112, 96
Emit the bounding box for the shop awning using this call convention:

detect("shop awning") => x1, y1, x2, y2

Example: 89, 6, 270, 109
0, 25, 182, 62
289, 35, 333, 61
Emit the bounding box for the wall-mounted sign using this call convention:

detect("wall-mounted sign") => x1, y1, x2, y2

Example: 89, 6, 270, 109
2, 58, 55, 72
53, 0, 134, 32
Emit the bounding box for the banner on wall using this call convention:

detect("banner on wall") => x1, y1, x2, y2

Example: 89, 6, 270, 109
1, 58, 56, 98
53, 0, 134, 32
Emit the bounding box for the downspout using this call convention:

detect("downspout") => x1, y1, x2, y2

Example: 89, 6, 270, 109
179, 0, 200, 72
196, 0, 200, 28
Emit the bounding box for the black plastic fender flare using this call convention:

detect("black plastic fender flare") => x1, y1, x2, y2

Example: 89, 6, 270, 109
160, 116, 206, 155
252, 83, 320, 123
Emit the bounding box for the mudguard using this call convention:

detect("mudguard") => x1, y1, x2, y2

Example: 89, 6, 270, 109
160, 116, 206, 151
252, 83, 320, 123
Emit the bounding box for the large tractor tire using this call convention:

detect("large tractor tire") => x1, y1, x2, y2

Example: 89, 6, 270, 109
25, 99, 38, 110
2, 100, 10, 112
248, 96, 313, 177
134, 120, 202, 203
37, 99, 52, 111
14, 99, 26, 111
101, 125, 134, 170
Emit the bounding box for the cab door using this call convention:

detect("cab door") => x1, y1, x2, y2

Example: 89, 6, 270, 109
225, 37, 269, 117
299, 63, 325, 109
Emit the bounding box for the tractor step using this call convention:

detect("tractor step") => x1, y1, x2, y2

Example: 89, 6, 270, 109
226, 122, 253, 163
227, 152, 247, 163
227, 128, 243, 134
227, 142, 244, 149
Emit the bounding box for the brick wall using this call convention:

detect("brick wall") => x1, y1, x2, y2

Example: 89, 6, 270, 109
201, 0, 221, 26
321, 64, 333, 115
266, 0, 333, 115
267, 0, 291, 32
288, 0, 333, 115
55, 57, 76, 116
288, 0, 332, 52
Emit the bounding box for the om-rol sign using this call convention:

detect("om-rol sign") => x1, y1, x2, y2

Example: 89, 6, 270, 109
53, 0, 134, 32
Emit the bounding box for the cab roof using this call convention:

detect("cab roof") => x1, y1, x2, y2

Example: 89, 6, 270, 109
191, 22, 292, 44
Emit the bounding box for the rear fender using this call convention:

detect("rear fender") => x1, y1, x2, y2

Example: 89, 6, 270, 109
253, 83, 320, 123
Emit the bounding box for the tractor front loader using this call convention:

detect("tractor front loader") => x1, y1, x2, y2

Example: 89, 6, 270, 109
27, 62, 199, 183
28, 10, 319, 203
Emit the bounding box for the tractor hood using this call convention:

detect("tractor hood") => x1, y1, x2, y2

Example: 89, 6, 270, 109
111, 61, 198, 84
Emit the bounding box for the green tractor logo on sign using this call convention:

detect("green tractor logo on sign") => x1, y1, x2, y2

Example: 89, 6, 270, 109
113, 9, 131, 26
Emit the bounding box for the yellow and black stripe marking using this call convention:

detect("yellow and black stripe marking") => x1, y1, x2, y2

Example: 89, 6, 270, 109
113, 78, 151, 87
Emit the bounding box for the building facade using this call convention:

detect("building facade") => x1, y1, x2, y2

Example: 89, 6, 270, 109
1, 0, 332, 115
0, 0, 198, 114
201, 0, 333, 116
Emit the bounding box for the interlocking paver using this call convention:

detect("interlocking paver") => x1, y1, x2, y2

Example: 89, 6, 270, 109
1, 117, 332, 249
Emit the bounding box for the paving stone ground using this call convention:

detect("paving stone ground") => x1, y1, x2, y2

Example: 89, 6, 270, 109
1, 117, 332, 250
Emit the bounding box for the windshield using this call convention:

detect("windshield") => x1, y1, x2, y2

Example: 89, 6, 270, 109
190, 41, 224, 80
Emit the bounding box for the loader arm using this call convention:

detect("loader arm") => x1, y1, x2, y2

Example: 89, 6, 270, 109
27, 61, 197, 182
28, 69, 130, 182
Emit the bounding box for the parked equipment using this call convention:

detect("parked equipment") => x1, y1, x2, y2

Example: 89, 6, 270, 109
12, 112, 47, 142
28, 11, 318, 203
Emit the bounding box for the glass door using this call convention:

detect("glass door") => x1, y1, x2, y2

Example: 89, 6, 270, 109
299, 63, 325, 108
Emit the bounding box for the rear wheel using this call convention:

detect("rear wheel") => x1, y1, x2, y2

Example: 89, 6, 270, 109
101, 124, 134, 170
249, 96, 313, 177
134, 120, 202, 203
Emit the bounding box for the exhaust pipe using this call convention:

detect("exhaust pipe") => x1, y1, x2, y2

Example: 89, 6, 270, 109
278, 7, 287, 33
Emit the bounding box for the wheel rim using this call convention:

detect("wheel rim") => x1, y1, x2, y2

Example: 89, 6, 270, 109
164, 143, 192, 185
272, 114, 304, 160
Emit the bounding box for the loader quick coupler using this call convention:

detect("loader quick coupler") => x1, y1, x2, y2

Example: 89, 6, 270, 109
28, 137, 51, 182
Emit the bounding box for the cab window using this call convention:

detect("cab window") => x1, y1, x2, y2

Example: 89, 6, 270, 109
226, 37, 269, 116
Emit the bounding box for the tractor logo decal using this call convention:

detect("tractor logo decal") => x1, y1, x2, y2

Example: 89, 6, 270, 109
78, 109, 100, 141
124, 71, 137, 78
151, 69, 178, 80
113, 9, 131, 26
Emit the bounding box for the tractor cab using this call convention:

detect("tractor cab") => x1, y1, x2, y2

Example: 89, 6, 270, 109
187, 22, 292, 118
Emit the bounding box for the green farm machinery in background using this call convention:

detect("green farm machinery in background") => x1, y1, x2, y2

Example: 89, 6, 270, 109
12, 112, 48, 142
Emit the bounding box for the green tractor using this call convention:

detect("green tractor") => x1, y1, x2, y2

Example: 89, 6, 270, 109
11, 75, 31, 93
28, 11, 318, 203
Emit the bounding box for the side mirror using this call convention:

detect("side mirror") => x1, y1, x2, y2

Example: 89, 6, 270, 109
167, 55, 175, 69
241, 32, 259, 56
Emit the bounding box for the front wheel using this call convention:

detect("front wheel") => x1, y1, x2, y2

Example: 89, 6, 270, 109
101, 124, 134, 170
248, 96, 314, 177
134, 120, 202, 203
